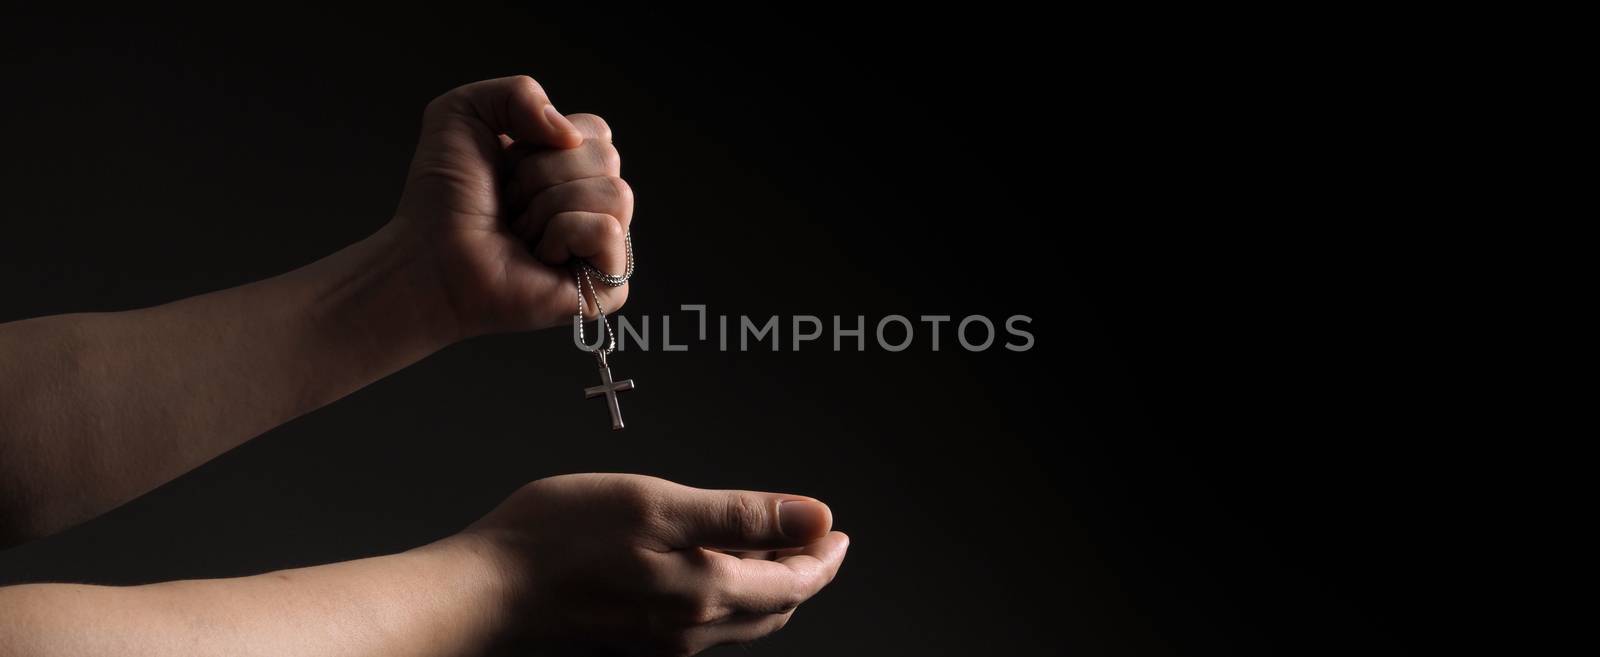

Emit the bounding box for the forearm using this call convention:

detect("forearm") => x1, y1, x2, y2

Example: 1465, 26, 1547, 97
0, 534, 514, 657
0, 221, 458, 543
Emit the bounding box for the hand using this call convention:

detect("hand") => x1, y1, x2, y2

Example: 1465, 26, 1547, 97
461, 473, 850, 656
389, 76, 633, 338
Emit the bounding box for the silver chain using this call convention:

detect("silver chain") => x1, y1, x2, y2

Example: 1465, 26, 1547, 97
572, 230, 632, 359
577, 231, 634, 287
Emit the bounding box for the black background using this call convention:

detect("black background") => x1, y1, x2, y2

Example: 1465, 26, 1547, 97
0, 8, 1443, 656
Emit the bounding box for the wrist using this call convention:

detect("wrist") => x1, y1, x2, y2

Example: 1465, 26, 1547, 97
295, 222, 462, 368
420, 531, 534, 648
359, 221, 466, 348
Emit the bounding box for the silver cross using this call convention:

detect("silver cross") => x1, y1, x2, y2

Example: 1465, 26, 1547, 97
584, 361, 635, 431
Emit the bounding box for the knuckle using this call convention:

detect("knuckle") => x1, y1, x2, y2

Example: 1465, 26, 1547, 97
568, 113, 612, 141
725, 496, 770, 542
595, 214, 625, 240
605, 175, 633, 201
595, 143, 622, 174
508, 74, 544, 98
608, 478, 657, 519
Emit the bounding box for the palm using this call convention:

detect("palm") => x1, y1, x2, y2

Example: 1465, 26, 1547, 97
437, 220, 578, 334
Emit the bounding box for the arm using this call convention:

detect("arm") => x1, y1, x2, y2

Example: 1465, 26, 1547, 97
0, 76, 631, 545
0, 226, 455, 544
0, 536, 511, 657
0, 475, 849, 657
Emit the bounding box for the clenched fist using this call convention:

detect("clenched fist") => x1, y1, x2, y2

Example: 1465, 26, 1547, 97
460, 474, 851, 656
390, 75, 633, 338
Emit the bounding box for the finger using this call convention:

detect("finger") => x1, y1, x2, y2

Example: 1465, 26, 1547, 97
564, 113, 613, 143
690, 610, 795, 650
501, 112, 612, 168
429, 75, 582, 149
533, 211, 627, 275
505, 141, 622, 213
655, 485, 834, 551
515, 176, 633, 240
706, 531, 849, 614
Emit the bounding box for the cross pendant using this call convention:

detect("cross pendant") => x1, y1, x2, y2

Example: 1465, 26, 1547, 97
584, 361, 635, 431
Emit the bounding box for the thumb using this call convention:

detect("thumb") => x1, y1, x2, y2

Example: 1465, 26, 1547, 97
659, 488, 834, 550
425, 75, 583, 149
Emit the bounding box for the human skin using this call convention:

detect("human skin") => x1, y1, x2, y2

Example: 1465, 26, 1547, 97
0, 76, 622, 543
0, 473, 849, 656
0, 76, 849, 655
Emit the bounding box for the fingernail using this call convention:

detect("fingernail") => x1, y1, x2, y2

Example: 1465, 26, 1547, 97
543, 104, 577, 136
779, 500, 831, 539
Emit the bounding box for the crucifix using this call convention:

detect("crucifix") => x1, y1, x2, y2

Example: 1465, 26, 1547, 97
584, 352, 635, 431
572, 244, 636, 431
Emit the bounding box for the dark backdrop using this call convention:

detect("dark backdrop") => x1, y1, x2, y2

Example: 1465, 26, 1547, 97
0, 8, 1437, 656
